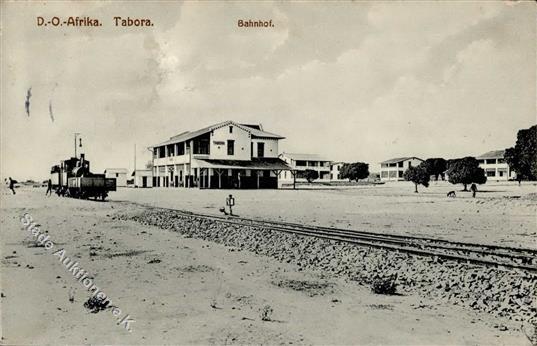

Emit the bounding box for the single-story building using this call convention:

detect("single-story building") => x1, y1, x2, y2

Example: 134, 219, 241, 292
104, 168, 128, 187
132, 169, 153, 188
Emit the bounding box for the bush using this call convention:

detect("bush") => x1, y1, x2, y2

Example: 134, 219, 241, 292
371, 273, 398, 295
340, 162, 369, 181
447, 157, 487, 191
403, 163, 430, 193
301, 169, 319, 183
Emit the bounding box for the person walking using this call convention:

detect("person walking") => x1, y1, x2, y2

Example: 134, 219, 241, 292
8, 177, 16, 195
470, 183, 477, 198
46, 179, 53, 196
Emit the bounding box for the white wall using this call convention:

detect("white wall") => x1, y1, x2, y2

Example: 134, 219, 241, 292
251, 138, 279, 158
105, 172, 127, 186
209, 124, 251, 160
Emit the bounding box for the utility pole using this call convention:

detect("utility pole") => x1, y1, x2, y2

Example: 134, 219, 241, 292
134, 143, 137, 187
74, 132, 81, 158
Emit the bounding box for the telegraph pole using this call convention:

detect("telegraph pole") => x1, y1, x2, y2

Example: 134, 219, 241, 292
74, 132, 81, 158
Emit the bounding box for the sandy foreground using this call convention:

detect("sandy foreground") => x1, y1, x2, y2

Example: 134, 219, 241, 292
0, 187, 533, 345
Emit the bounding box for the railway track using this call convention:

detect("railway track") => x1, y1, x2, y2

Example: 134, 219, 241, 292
128, 202, 537, 273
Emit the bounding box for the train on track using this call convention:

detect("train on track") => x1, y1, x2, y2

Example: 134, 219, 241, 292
50, 154, 116, 200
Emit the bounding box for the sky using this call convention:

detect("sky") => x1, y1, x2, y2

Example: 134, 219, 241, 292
1, 1, 535, 180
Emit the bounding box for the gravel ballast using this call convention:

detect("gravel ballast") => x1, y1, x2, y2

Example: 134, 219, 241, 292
118, 209, 537, 326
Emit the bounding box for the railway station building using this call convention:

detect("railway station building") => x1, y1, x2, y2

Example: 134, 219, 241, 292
149, 121, 290, 189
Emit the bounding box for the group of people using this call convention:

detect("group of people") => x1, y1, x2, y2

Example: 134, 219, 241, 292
5, 177, 53, 196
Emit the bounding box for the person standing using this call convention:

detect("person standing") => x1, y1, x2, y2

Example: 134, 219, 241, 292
46, 179, 53, 196
470, 183, 477, 198
8, 177, 16, 195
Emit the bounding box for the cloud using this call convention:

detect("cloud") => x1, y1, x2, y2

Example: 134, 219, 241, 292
1, 1, 535, 180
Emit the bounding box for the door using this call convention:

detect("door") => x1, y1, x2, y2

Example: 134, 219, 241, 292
257, 142, 265, 158
142, 176, 147, 188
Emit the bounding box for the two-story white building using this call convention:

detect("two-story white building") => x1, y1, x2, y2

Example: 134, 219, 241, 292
278, 153, 331, 182
330, 162, 345, 181
380, 157, 424, 182
149, 121, 290, 189
476, 150, 515, 181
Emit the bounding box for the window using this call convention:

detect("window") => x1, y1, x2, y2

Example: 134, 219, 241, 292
486, 159, 496, 164
227, 140, 235, 155
398, 171, 403, 178
381, 171, 388, 178
296, 160, 306, 167
398, 162, 403, 168
116, 173, 119, 178
486, 169, 496, 177
167, 144, 175, 157
229, 126, 233, 133
257, 142, 265, 157
498, 158, 505, 164
177, 142, 185, 155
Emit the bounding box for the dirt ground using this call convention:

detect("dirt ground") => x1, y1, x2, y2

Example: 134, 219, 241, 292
112, 181, 537, 248
0, 187, 532, 344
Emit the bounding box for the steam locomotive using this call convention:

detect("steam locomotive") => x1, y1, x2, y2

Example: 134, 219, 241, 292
50, 154, 116, 200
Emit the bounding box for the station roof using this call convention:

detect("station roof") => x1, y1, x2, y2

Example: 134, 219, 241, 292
380, 157, 423, 164
279, 152, 331, 162
195, 158, 291, 171
151, 121, 284, 148
476, 150, 505, 159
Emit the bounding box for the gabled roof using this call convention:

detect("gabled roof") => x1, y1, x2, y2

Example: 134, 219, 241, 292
279, 152, 331, 162
380, 157, 423, 164
151, 120, 284, 148
104, 168, 128, 174
477, 150, 505, 159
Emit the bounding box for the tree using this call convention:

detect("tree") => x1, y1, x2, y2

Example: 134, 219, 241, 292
446, 157, 487, 191
339, 162, 369, 182
504, 125, 537, 183
423, 158, 447, 181
403, 163, 430, 193
302, 169, 319, 183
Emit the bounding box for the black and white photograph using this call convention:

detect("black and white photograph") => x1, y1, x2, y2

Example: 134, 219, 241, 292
1, 1, 536, 344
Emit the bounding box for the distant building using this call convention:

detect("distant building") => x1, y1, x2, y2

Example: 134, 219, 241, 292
132, 169, 153, 188
150, 121, 290, 189
104, 168, 128, 187
330, 162, 345, 181
279, 153, 331, 182
476, 150, 515, 181
380, 157, 423, 181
